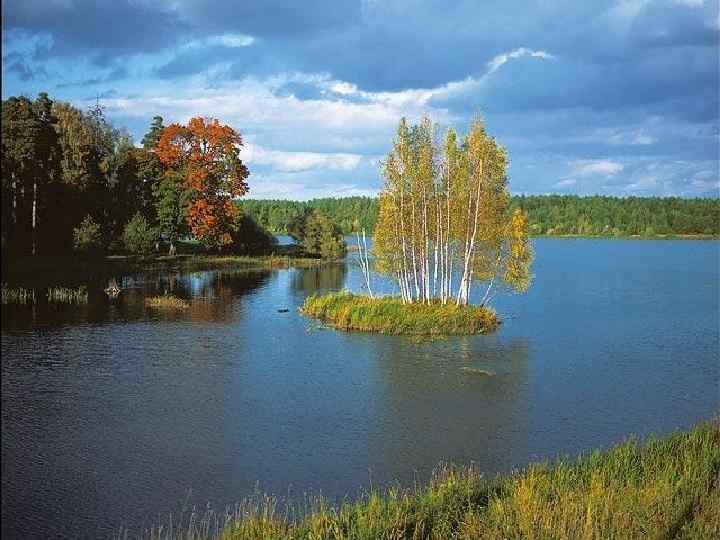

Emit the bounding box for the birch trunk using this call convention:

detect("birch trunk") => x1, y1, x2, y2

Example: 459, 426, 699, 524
32, 178, 37, 256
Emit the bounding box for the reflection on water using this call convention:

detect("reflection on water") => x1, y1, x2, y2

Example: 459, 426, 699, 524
2, 239, 719, 539
291, 263, 347, 294
1, 269, 272, 332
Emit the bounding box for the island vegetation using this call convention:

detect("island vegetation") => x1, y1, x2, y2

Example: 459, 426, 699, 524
133, 419, 718, 540
145, 294, 190, 310
301, 291, 499, 335
301, 116, 533, 334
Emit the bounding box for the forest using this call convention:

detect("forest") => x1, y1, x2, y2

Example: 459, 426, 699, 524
241, 195, 719, 237
2, 92, 717, 263
1, 92, 278, 258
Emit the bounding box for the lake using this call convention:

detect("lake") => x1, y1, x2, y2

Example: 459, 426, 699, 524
2, 238, 718, 538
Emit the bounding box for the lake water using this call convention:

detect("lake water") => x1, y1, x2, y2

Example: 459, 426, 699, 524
2, 239, 718, 538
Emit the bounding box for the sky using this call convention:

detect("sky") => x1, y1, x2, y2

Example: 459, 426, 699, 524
2, 0, 719, 200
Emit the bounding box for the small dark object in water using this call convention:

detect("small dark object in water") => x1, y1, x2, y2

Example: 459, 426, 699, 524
277, 308, 289, 313
104, 278, 122, 298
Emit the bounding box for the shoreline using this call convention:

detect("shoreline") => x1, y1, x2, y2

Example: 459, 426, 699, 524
131, 419, 719, 539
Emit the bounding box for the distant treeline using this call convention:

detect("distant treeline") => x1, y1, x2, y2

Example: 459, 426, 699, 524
240, 195, 719, 237
240, 197, 378, 235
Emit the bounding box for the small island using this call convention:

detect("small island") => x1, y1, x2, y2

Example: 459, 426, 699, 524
302, 117, 533, 336
301, 291, 499, 335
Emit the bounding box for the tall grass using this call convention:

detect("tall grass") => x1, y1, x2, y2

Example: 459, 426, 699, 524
46, 286, 88, 304
301, 291, 499, 335
122, 419, 719, 539
145, 294, 190, 309
1, 283, 36, 304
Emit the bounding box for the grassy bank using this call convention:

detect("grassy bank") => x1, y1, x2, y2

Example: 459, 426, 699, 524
130, 419, 719, 539
300, 291, 499, 335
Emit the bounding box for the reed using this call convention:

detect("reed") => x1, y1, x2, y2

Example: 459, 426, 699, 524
145, 294, 190, 309
1, 283, 36, 304
46, 286, 88, 304
122, 419, 718, 539
301, 290, 500, 335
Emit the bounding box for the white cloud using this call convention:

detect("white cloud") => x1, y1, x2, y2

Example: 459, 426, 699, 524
673, 0, 704, 7
608, 129, 657, 146
632, 133, 657, 145
623, 176, 658, 192
244, 144, 362, 172
554, 178, 577, 188
571, 159, 624, 176
486, 48, 555, 76
182, 33, 255, 50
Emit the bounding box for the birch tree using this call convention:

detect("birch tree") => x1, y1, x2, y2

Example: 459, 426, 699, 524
373, 116, 533, 306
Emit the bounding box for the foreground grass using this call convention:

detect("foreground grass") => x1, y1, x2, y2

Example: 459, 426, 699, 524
300, 291, 500, 335
129, 419, 719, 539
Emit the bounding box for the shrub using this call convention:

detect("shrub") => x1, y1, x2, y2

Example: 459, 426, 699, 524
122, 213, 158, 255
73, 214, 104, 255
302, 211, 347, 259
231, 212, 278, 255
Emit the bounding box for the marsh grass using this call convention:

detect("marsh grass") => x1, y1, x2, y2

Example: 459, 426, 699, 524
123, 420, 719, 539
300, 291, 500, 335
46, 286, 88, 304
145, 294, 191, 309
459, 367, 496, 376
1, 283, 36, 304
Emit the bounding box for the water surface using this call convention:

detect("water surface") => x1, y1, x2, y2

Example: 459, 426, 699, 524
2, 239, 718, 538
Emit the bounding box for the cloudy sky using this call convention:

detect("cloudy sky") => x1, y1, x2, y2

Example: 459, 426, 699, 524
2, 0, 718, 199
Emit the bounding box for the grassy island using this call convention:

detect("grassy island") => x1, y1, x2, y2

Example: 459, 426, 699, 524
135, 419, 718, 539
145, 294, 190, 309
301, 291, 500, 335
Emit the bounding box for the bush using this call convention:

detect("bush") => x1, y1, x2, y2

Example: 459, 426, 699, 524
302, 210, 346, 259
73, 214, 104, 255
231, 212, 278, 255
122, 213, 158, 255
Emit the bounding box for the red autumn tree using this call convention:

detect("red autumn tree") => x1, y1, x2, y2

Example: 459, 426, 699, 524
156, 117, 249, 249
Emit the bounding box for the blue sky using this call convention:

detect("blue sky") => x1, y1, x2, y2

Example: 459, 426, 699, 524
2, 0, 718, 199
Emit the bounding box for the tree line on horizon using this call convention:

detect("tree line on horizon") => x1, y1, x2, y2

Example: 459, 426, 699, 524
241, 194, 719, 237
2, 91, 717, 262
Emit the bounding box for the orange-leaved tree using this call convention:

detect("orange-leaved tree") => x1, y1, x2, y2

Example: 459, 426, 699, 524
156, 117, 249, 250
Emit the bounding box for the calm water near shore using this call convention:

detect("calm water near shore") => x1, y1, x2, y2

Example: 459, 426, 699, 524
2, 238, 718, 538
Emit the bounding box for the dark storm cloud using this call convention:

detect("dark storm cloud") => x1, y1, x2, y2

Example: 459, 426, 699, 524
2, 0, 190, 62
4, 58, 46, 81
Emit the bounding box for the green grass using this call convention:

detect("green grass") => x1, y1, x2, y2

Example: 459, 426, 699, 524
300, 291, 500, 335
145, 294, 191, 309
46, 286, 88, 304
1, 283, 36, 304
127, 419, 719, 539
2, 284, 88, 304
